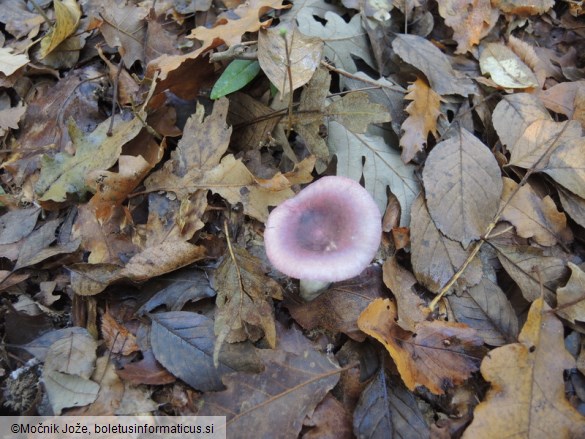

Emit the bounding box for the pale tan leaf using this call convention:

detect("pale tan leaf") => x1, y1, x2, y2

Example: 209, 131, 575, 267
99, 2, 147, 66
556, 262, 585, 323
539, 81, 585, 129
0, 47, 29, 76
326, 92, 391, 133
500, 177, 573, 246
492, 0, 554, 15
257, 23, 323, 95
507, 35, 548, 88
479, 42, 539, 89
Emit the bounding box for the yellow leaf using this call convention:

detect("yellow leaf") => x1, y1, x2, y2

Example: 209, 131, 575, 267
39, 0, 81, 59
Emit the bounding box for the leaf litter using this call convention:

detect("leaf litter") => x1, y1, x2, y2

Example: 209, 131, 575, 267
1, 0, 585, 437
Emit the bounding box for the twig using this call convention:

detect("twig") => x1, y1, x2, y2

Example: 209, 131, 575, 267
209, 44, 258, 62
281, 29, 295, 138
107, 58, 124, 136
320, 60, 405, 93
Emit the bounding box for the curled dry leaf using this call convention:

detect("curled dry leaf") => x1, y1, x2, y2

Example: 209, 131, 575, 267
462, 299, 585, 439
479, 42, 539, 89
357, 298, 485, 395
39, 0, 81, 59
556, 262, 585, 324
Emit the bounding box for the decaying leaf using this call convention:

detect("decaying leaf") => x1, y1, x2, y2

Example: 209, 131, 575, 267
399, 77, 442, 162
0, 47, 29, 76
99, 2, 147, 66
150, 311, 262, 392
353, 367, 430, 439
35, 112, 144, 203
539, 81, 585, 128
213, 245, 283, 361
199, 347, 340, 438
462, 299, 585, 439
257, 23, 323, 95
423, 128, 502, 246
492, 0, 554, 15
358, 298, 484, 394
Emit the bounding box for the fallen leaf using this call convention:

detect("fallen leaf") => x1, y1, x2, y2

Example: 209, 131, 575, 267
35, 112, 144, 203
500, 177, 573, 246
358, 298, 484, 394
0, 47, 29, 76
39, 0, 81, 59
286, 265, 385, 341
213, 245, 283, 359
150, 311, 262, 391
99, 1, 147, 66
20, 327, 92, 361
0, 0, 44, 39
539, 81, 585, 129
559, 188, 585, 229
438, 0, 499, 54
258, 23, 323, 95
399, 77, 442, 162
462, 299, 585, 439
410, 195, 482, 293
329, 123, 420, 227
479, 42, 539, 89
325, 92, 391, 133
115, 350, 176, 386
392, 34, 472, 96
353, 367, 430, 439
556, 262, 585, 323
198, 348, 340, 437
304, 394, 352, 439
423, 127, 503, 246
101, 309, 139, 356
297, 11, 374, 78
448, 277, 519, 346
492, 0, 554, 15
494, 244, 569, 303
0, 206, 40, 244
382, 257, 429, 332
492, 93, 550, 148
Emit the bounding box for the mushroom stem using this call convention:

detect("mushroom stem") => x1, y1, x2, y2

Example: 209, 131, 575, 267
300, 279, 331, 301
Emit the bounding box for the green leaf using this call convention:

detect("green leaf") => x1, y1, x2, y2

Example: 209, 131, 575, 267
210, 60, 261, 99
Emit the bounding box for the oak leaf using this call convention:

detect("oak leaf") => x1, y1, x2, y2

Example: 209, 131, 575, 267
438, 0, 499, 54
213, 245, 283, 362
399, 77, 442, 163
99, 1, 147, 66
462, 299, 585, 439
358, 298, 484, 394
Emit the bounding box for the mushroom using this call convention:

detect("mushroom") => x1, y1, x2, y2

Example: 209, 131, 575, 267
264, 175, 382, 300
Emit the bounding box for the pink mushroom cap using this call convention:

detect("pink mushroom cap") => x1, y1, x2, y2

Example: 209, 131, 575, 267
264, 176, 382, 282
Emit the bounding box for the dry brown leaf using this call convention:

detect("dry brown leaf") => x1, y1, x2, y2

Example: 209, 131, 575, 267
539, 81, 585, 129
507, 35, 549, 88
382, 257, 429, 332
358, 298, 484, 394
115, 350, 175, 386
492, 93, 550, 149
492, 0, 554, 15
213, 245, 283, 362
257, 23, 323, 95
479, 42, 539, 89
423, 128, 502, 246
392, 34, 472, 96
99, 1, 147, 66
303, 394, 353, 439
556, 262, 585, 324
0, 47, 28, 76
286, 266, 385, 341
101, 309, 139, 356
438, 0, 499, 54
399, 77, 442, 163
500, 177, 573, 246
462, 298, 585, 439
559, 188, 585, 229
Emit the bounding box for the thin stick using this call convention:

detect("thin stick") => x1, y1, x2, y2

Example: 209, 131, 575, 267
281, 30, 294, 138
107, 58, 124, 136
